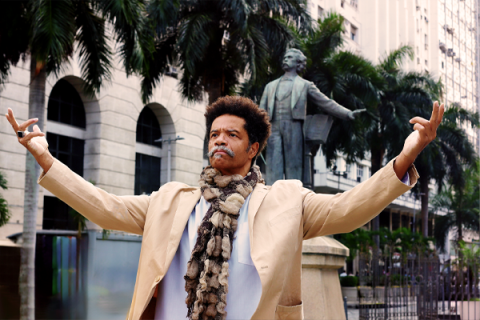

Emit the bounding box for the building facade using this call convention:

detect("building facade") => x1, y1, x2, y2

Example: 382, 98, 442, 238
0, 56, 206, 240
307, 0, 479, 256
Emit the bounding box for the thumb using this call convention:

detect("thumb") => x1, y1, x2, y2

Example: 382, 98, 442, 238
33, 125, 42, 133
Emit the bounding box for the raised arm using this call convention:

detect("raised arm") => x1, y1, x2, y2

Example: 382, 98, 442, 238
5, 108, 149, 234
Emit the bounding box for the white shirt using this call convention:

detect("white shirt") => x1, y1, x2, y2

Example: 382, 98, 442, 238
155, 194, 262, 319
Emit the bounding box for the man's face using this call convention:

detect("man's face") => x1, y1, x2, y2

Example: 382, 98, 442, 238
282, 52, 298, 72
208, 114, 259, 176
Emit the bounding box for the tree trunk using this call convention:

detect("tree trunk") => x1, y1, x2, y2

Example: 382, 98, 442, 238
419, 174, 429, 237
206, 77, 223, 106
19, 57, 46, 320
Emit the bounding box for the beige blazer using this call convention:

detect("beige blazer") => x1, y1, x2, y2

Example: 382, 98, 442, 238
38, 159, 418, 320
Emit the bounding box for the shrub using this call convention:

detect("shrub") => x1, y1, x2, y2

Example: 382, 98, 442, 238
340, 275, 359, 287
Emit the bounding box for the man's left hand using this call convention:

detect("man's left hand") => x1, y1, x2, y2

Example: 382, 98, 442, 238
393, 101, 445, 179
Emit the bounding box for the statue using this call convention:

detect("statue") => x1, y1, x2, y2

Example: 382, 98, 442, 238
259, 48, 364, 187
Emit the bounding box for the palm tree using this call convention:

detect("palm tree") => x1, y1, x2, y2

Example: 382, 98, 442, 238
139, 0, 311, 104
0, 171, 10, 227
413, 104, 479, 237
0, 1, 150, 318
431, 161, 479, 253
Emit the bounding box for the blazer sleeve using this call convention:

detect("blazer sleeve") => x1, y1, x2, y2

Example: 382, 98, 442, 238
302, 159, 419, 239
38, 159, 149, 235
307, 82, 352, 120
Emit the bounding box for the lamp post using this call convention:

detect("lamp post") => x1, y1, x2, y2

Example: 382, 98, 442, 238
331, 165, 348, 193
154, 135, 185, 182
412, 193, 425, 234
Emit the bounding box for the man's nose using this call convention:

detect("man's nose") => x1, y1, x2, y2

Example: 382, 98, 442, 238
214, 134, 227, 145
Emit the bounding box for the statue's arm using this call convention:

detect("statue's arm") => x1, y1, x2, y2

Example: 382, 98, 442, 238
307, 82, 353, 120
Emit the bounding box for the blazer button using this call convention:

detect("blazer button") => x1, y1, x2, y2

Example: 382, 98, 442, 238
155, 276, 161, 283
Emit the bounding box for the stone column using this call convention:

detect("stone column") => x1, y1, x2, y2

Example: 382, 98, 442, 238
302, 236, 349, 320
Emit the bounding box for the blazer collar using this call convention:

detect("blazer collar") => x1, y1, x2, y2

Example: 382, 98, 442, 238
267, 78, 281, 113
165, 188, 201, 265
247, 183, 269, 242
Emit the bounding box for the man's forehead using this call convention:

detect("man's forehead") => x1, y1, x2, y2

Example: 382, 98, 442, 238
210, 114, 246, 131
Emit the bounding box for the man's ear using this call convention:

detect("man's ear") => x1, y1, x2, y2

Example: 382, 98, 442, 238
248, 142, 260, 160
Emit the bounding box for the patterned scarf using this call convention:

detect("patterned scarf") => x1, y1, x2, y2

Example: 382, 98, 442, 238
184, 164, 264, 320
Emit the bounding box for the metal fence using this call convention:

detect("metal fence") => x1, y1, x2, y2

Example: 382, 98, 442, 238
358, 252, 480, 320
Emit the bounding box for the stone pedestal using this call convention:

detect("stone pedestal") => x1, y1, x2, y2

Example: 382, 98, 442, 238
302, 236, 349, 320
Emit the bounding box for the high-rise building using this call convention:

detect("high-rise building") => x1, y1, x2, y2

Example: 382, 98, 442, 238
308, 0, 479, 251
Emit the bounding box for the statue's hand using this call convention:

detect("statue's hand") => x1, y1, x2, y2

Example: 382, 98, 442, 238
348, 109, 366, 120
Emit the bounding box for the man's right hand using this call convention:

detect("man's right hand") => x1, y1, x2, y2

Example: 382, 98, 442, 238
5, 108, 54, 173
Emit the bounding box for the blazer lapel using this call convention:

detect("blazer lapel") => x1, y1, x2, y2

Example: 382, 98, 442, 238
165, 188, 201, 266
247, 184, 269, 245
268, 79, 280, 114
290, 76, 303, 109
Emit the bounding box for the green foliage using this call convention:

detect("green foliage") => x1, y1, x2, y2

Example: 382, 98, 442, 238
431, 161, 480, 252
340, 275, 358, 287
337, 226, 435, 261
336, 228, 374, 261
140, 0, 311, 103
0, 171, 10, 227
0, 0, 150, 95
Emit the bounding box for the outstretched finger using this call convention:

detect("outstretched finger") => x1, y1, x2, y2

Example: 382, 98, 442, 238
430, 101, 439, 124
5, 108, 20, 132
32, 124, 43, 133
18, 118, 39, 131
436, 103, 445, 127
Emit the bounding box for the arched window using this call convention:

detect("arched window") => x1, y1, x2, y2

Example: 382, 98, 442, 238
47, 79, 86, 129
43, 80, 86, 230
136, 107, 161, 146
135, 107, 161, 195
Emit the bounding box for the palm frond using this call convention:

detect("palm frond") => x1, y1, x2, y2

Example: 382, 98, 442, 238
74, 0, 113, 95
378, 45, 413, 74
0, 1, 29, 84
30, 0, 76, 74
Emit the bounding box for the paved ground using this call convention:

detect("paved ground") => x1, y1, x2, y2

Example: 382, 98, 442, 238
346, 307, 359, 320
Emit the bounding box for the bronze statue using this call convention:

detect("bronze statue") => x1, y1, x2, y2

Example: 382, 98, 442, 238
259, 48, 364, 186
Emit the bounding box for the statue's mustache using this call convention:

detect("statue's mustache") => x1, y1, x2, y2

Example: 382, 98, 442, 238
207, 146, 235, 158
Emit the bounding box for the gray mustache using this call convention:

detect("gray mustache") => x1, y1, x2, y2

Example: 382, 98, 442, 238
207, 146, 235, 158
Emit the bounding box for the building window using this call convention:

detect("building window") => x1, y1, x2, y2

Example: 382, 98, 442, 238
135, 153, 161, 195
47, 132, 85, 176
357, 165, 364, 179
351, 25, 358, 42
425, 59, 428, 66
341, 0, 345, 8
317, 5, 324, 19
135, 106, 162, 195
136, 107, 162, 146
442, 61, 444, 69
44, 80, 86, 231
47, 79, 86, 128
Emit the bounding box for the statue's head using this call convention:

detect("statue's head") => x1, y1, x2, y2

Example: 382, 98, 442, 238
283, 49, 307, 73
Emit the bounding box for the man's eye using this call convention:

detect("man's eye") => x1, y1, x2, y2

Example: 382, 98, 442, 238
230, 133, 236, 137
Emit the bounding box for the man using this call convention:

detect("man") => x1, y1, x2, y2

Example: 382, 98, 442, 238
259, 49, 364, 184
6, 96, 443, 320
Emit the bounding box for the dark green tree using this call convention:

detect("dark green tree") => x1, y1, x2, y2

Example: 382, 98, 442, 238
431, 160, 479, 252
413, 104, 479, 237
0, 1, 151, 318
0, 171, 10, 227
140, 0, 311, 104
